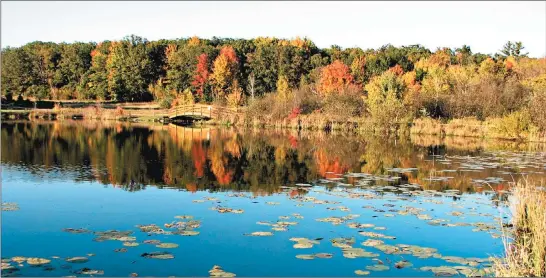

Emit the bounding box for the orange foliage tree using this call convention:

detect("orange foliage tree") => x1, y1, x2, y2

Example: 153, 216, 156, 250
318, 60, 354, 95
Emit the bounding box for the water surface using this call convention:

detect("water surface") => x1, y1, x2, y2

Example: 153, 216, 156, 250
2, 121, 545, 277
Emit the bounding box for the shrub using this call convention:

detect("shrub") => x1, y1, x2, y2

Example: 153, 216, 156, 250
321, 91, 365, 121
171, 89, 195, 108
488, 110, 535, 139
293, 86, 321, 114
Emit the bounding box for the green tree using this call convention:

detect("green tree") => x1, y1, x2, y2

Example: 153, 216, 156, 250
499, 41, 528, 59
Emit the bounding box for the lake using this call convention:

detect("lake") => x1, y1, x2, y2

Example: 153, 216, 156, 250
2, 120, 545, 277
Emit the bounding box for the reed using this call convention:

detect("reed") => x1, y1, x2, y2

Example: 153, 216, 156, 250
493, 181, 546, 277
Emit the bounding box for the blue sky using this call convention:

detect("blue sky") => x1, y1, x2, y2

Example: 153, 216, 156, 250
2, 1, 545, 57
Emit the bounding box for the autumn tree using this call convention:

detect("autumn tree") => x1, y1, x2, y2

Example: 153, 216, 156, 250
210, 46, 238, 101
191, 53, 210, 100
365, 70, 408, 128
276, 75, 291, 101
318, 60, 354, 95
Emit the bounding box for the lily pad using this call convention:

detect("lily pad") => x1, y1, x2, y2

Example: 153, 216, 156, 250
63, 228, 91, 234
27, 258, 51, 265
314, 253, 333, 259
65, 257, 89, 263
361, 239, 384, 247
355, 270, 370, 275
1, 203, 19, 211
342, 248, 379, 258
11, 257, 26, 264
141, 252, 174, 260
295, 254, 315, 260
176, 230, 200, 236
76, 267, 104, 275
143, 240, 161, 245
247, 231, 273, 237
394, 260, 413, 269
156, 243, 179, 249
290, 237, 320, 249
209, 265, 236, 277
114, 248, 127, 253
174, 215, 193, 219
366, 264, 389, 271
123, 242, 139, 247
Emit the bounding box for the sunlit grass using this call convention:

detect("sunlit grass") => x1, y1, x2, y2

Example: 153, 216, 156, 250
494, 181, 546, 277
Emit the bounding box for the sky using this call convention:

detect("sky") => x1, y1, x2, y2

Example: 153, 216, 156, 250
2, 1, 545, 57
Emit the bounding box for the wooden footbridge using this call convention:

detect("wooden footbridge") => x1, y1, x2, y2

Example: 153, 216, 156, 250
167, 104, 243, 121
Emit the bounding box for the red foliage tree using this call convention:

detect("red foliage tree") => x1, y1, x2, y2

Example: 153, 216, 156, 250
191, 54, 209, 96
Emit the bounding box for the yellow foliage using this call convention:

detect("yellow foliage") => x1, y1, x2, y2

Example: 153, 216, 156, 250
226, 80, 244, 108
522, 73, 546, 93
210, 54, 232, 98
276, 75, 291, 101
188, 36, 200, 47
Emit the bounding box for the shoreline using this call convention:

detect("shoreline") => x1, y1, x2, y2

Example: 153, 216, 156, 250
3, 107, 546, 143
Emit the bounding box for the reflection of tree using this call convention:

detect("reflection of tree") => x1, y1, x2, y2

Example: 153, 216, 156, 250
2, 121, 543, 195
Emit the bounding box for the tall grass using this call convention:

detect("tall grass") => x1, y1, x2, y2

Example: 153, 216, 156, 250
494, 181, 546, 277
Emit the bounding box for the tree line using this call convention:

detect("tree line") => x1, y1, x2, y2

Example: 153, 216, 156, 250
2, 35, 545, 130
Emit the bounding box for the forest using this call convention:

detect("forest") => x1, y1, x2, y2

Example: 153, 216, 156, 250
2, 35, 546, 135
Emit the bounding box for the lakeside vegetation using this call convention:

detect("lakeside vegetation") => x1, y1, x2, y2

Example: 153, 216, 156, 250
2, 36, 546, 140
493, 182, 546, 277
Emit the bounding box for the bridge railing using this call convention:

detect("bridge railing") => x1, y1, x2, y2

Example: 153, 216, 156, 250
168, 104, 245, 119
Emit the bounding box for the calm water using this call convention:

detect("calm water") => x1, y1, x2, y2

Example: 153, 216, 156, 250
2, 121, 546, 277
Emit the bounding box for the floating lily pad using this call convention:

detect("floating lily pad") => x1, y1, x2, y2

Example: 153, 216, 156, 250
1, 262, 17, 271
366, 264, 389, 271
290, 237, 320, 249
63, 228, 91, 234
1, 203, 19, 211
342, 248, 379, 258
118, 236, 137, 242
141, 252, 174, 260
156, 243, 179, 249
359, 231, 396, 240
177, 230, 200, 236
314, 253, 333, 259
354, 270, 370, 275
209, 265, 236, 277
174, 215, 193, 219
76, 267, 104, 275
394, 260, 413, 269
361, 239, 384, 247
114, 248, 127, 253
27, 258, 51, 265
66, 257, 89, 263
420, 266, 459, 276
247, 231, 273, 237
143, 240, 161, 245
295, 254, 315, 260
94, 230, 134, 241
11, 257, 26, 264
123, 242, 139, 247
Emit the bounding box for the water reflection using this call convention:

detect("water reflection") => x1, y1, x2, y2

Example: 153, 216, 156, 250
2, 121, 545, 196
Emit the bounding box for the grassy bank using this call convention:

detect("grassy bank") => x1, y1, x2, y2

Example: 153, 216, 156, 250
493, 182, 546, 277
3, 101, 546, 143
410, 116, 546, 142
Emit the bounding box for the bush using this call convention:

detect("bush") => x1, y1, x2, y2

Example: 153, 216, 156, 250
488, 110, 535, 139
321, 91, 365, 121
293, 86, 321, 114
